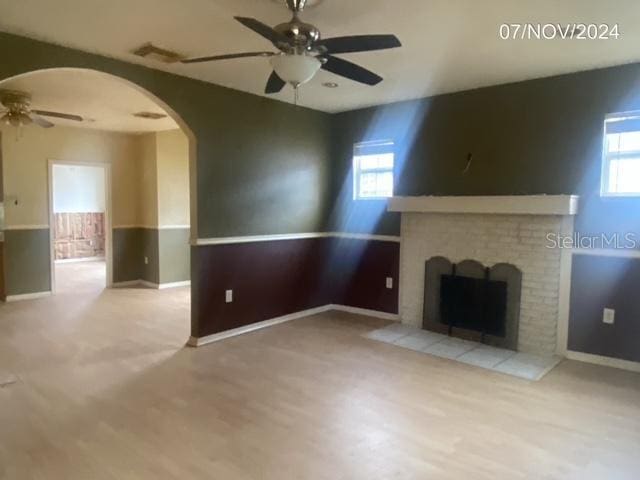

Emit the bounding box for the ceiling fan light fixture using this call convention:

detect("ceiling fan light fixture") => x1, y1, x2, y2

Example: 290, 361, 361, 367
180, 5, 401, 95
19, 112, 32, 125
270, 54, 321, 86
1, 111, 32, 127
8, 113, 21, 127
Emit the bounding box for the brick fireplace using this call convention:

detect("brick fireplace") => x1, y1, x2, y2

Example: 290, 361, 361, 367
389, 196, 578, 356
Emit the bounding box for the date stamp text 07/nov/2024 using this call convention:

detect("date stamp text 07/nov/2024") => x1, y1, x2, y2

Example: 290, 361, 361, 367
499, 23, 620, 40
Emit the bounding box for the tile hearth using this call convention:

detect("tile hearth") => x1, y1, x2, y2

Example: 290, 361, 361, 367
364, 323, 562, 381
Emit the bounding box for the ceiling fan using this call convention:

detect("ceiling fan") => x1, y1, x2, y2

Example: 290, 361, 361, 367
0, 90, 84, 128
181, 0, 402, 94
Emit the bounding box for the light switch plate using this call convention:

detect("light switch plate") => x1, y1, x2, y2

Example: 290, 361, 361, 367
225, 289, 233, 303
144, 256, 149, 265
386, 277, 393, 289
603, 308, 615, 324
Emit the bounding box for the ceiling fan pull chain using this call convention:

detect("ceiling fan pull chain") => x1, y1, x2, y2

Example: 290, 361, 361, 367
294, 84, 299, 106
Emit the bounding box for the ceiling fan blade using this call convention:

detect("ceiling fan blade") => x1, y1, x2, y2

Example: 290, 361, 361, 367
265, 71, 286, 94
182, 51, 275, 64
30, 114, 54, 128
317, 35, 401, 54
32, 110, 83, 122
321, 55, 383, 86
234, 17, 293, 46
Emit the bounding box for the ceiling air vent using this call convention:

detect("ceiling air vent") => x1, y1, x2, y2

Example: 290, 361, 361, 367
133, 112, 167, 120
132, 43, 184, 63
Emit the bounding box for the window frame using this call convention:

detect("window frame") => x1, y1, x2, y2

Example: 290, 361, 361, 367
352, 140, 395, 201
601, 111, 640, 198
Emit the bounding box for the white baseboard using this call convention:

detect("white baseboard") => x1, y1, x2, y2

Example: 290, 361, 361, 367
158, 280, 191, 289
111, 279, 190, 289
189, 304, 399, 347
111, 280, 142, 288
189, 305, 333, 347
567, 350, 640, 373
329, 304, 400, 321
5, 291, 52, 302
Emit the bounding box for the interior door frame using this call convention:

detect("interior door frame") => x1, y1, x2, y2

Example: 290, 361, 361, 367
47, 159, 113, 292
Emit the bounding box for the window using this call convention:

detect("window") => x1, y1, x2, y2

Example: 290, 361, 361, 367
602, 112, 640, 196
353, 140, 394, 199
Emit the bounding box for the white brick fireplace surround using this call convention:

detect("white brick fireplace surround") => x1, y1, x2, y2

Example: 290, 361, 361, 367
389, 196, 579, 357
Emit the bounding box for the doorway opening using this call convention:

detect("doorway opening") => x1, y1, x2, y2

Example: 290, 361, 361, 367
49, 161, 110, 293
0, 68, 195, 307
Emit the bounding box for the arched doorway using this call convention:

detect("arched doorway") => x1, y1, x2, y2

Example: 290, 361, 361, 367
0, 68, 196, 300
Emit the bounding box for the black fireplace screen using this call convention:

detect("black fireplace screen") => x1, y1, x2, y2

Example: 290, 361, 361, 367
440, 274, 507, 337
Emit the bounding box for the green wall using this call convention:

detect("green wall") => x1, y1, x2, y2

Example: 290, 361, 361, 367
328, 63, 640, 236
159, 229, 190, 284
112, 227, 190, 285
141, 229, 160, 285
0, 32, 332, 239
112, 228, 143, 284
4, 226, 189, 292
112, 227, 160, 284
4, 229, 50, 296
0, 32, 331, 298
5, 30, 640, 305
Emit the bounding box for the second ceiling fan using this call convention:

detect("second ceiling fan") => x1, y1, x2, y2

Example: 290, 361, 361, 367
181, 0, 402, 94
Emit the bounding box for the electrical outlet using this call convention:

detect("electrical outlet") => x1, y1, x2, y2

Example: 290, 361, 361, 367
225, 289, 233, 303
603, 308, 615, 324
386, 277, 393, 289
144, 256, 149, 265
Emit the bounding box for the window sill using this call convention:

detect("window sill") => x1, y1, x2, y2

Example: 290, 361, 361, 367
600, 192, 640, 198
354, 197, 392, 202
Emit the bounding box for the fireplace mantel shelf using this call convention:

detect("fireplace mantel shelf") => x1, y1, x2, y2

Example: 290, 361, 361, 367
388, 195, 579, 216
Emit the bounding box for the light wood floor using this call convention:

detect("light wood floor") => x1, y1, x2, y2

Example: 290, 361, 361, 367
1, 262, 639, 479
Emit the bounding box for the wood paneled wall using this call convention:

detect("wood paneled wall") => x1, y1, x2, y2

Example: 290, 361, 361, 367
53, 212, 105, 260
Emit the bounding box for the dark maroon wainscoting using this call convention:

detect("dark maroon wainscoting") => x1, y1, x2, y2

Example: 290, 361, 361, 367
191, 236, 400, 338
568, 254, 640, 363
327, 237, 399, 314
192, 238, 331, 337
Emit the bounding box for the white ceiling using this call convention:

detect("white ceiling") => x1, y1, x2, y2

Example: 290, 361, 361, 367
0, 69, 178, 132
0, 0, 639, 113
